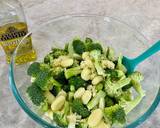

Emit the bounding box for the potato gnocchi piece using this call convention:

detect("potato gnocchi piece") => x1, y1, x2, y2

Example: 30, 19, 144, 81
93, 120, 111, 128
82, 90, 92, 104
101, 59, 115, 69
74, 87, 85, 99
44, 91, 55, 104
92, 76, 103, 85
51, 95, 65, 111
87, 109, 103, 127
81, 68, 92, 81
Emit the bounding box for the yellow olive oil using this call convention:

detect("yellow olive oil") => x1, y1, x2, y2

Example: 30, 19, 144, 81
0, 0, 36, 64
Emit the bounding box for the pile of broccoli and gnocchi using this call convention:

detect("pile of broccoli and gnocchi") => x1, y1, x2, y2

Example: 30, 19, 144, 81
27, 37, 145, 128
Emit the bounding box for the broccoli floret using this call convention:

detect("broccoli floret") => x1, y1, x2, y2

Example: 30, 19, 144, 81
104, 104, 126, 124
86, 43, 103, 52
122, 83, 132, 91
62, 101, 70, 115
40, 63, 50, 70
76, 122, 88, 128
129, 71, 144, 82
67, 40, 82, 60
85, 37, 103, 52
50, 67, 70, 92
127, 71, 145, 96
49, 78, 63, 96
72, 60, 80, 67
27, 62, 41, 77
27, 84, 48, 112
106, 47, 116, 61
105, 78, 131, 97
72, 99, 91, 118
87, 90, 106, 110
51, 48, 67, 58
51, 67, 68, 84
69, 76, 87, 90
44, 53, 54, 64
53, 112, 68, 127
85, 37, 93, 43
90, 50, 106, 77
26, 84, 47, 107
120, 90, 133, 101
119, 95, 145, 114
34, 70, 54, 91
116, 55, 127, 73
72, 39, 86, 54
95, 83, 104, 91
105, 96, 115, 107
64, 43, 69, 52
105, 69, 125, 81
53, 101, 69, 127
131, 80, 145, 97
65, 66, 82, 79
50, 86, 61, 96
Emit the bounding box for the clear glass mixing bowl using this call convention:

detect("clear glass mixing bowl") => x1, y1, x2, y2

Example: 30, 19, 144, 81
9, 14, 160, 128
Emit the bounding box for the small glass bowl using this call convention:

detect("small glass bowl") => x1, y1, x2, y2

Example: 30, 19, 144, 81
9, 14, 160, 128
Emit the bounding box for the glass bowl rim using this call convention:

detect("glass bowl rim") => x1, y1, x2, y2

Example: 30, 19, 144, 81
9, 13, 160, 128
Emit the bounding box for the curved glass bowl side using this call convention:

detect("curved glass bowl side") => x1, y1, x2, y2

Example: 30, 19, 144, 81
8, 14, 160, 128
9, 44, 160, 128
9, 61, 59, 128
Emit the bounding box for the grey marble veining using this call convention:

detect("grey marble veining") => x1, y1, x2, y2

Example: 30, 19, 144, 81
0, 0, 159, 128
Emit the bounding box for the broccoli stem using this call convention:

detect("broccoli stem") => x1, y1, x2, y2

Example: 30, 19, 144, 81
65, 66, 81, 79
120, 95, 144, 114
87, 90, 106, 110
113, 78, 131, 90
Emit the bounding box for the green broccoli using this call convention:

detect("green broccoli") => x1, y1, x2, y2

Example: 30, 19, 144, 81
95, 83, 104, 91
53, 112, 68, 127
85, 37, 93, 43
105, 78, 131, 97
87, 90, 106, 110
104, 104, 126, 124
131, 80, 145, 97
105, 96, 115, 107
27, 84, 48, 112
120, 90, 132, 101
85, 37, 103, 52
129, 71, 144, 82
27, 62, 41, 77
122, 83, 132, 91
72, 60, 80, 67
51, 48, 67, 58
105, 69, 125, 81
50, 86, 61, 96
106, 47, 116, 61
76, 122, 88, 128
86, 43, 103, 52
44, 53, 54, 64
61, 101, 70, 115
27, 84, 46, 106
72, 99, 91, 118
69, 76, 87, 90
34, 70, 54, 91
50, 67, 70, 92
116, 55, 127, 73
51, 67, 68, 84
64, 43, 69, 52
72, 39, 86, 54
90, 50, 106, 77
65, 66, 82, 79
67, 40, 82, 60
53, 101, 70, 127
119, 95, 145, 114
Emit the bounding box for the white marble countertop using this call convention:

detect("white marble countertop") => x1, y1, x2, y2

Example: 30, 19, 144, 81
0, 0, 159, 128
